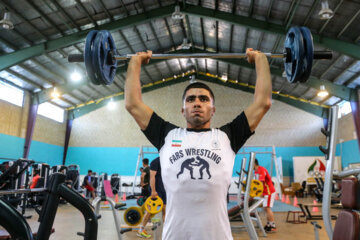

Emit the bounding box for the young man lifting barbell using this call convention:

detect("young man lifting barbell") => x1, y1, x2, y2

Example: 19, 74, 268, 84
125, 48, 272, 240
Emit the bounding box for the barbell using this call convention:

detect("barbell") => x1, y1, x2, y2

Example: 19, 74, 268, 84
68, 26, 333, 85
0, 188, 46, 195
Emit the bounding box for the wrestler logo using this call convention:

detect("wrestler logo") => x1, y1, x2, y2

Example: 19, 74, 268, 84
176, 156, 212, 180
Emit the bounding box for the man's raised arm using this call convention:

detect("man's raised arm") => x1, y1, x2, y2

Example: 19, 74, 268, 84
125, 51, 154, 130
244, 48, 272, 132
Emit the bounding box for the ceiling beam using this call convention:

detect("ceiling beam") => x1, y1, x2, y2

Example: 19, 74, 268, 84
2, 3, 360, 72
35, 48, 357, 104
181, 5, 360, 59
0, 5, 175, 71
200, 18, 206, 50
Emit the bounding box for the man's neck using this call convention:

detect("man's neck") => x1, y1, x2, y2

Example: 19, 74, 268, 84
186, 122, 211, 129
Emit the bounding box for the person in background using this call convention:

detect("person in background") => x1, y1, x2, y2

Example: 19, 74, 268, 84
138, 157, 167, 238
29, 170, 40, 189
140, 158, 150, 198
82, 170, 96, 199
254, 159, 277, 233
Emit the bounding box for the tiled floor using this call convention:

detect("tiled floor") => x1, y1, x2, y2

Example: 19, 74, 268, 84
1, 196, 339, 239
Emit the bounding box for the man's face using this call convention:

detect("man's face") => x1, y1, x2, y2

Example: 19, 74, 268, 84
182, 88, 215, 129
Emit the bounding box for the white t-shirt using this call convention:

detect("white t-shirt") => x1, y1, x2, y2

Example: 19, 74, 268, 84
143, 112, 253, 240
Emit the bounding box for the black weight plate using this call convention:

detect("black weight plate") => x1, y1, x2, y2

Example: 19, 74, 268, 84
92, 30, 117, 85
137, 197, 145, 206
84, 30, 99, 85
298, 27, 314, 83
284, 27, 305, 83
124, 207, 142, 226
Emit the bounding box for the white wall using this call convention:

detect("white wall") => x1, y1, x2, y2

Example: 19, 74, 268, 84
70, 80, 326, 147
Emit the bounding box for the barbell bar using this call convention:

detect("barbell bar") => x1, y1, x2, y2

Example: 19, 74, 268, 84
0, 188, 46, 195
69, 51, 331, 61
67, 26, 333, 85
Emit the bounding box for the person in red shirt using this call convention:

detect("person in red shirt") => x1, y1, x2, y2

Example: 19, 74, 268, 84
254, 159, 277, 233
81, 170, 96, 199
30, 170, 40, 189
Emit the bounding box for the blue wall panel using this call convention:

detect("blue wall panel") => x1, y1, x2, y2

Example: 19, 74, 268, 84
28, 141, 63, 166
0, 133, 24, 159
67, 145, 327, 178
336, 139, 360, 168
0, 133, 63, 165
275, 146, 323, 178
232, 146, 323, 178
66, 147, 159, 175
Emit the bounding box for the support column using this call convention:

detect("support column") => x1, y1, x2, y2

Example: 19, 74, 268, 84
350, 89, 360, 150
23, 96, 38, 159
62, 113, 73, 165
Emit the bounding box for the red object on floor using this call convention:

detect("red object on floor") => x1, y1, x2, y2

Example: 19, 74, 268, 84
293, 196, 298, 207
312, 200, 319, 212
282, 194, 286, 203
275, 193, 279, 200
122, 192, 126, 201
115, 194, 119, 203
286, 195, 290, 204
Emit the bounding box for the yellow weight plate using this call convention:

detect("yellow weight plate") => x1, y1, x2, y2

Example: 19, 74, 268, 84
144, 196, 163, 214
242, 179, 264, 197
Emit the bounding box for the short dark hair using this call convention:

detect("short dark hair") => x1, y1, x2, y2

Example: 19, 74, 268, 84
34, 170, 40, 175
88, 170, 92, 173
182, 82, 215, 104
254, 159, 259, 166
143, 158, 149, 165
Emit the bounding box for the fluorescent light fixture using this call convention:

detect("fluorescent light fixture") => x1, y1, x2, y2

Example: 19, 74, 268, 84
107, 98, 116, 110
172, 5, 184, 21
317, 85, 329, 97
189, 75, 197, 84
70, 71, 82, 82
180, 38, 191, 50
319, 0, 334, 20
0, 12, 14, 30
221, 74, 228, 81
51, 87, 60, 99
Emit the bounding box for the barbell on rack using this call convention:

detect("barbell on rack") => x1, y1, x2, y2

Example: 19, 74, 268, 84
68, 26, 333, 86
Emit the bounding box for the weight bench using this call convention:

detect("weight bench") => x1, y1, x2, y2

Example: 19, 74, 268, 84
333, 177, 360, 240
0, 228, 55, 239
298, 203, 337, 220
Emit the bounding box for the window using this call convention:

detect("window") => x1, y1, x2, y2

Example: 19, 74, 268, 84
38, 102, 64, 123
337, 100, 352, 118
0, 81, 24, 107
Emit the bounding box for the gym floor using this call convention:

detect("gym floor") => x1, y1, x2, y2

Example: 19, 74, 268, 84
3, 195, 339, 240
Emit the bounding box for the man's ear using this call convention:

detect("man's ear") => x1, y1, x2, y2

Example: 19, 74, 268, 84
212, 106, 216, 116
181, 107, 184, 116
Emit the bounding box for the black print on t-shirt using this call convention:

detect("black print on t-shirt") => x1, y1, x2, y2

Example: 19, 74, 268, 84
176, 156, 212, 180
